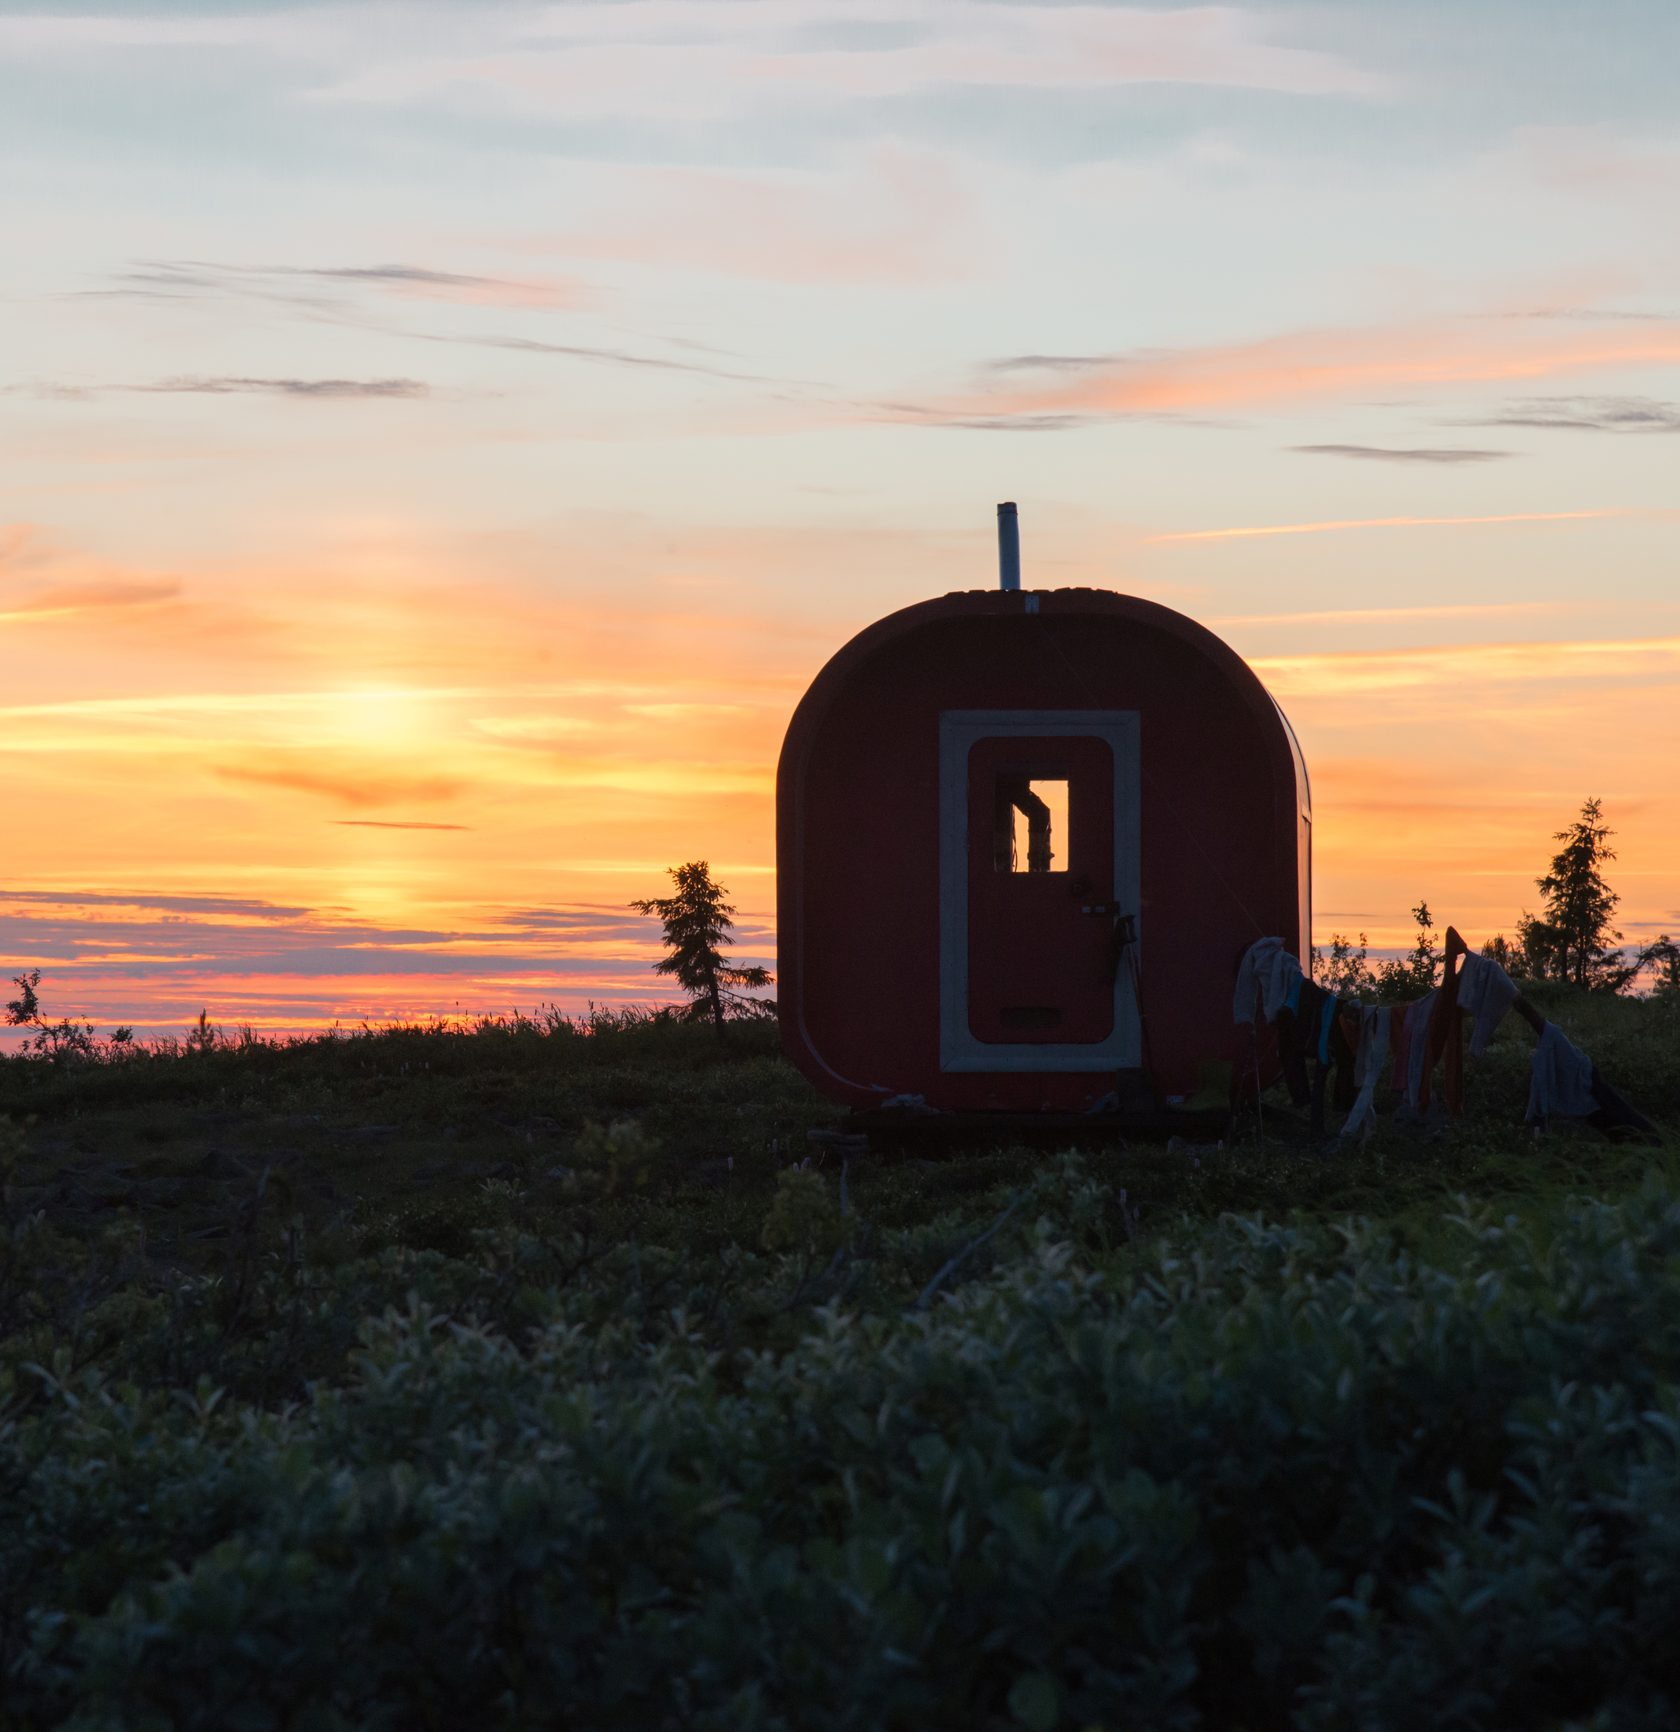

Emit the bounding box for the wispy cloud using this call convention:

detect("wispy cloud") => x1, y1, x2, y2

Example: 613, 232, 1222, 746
92, 258, 589, 315
984, 355, 1115, 374
76, 257, 783, 384
142, 376, 429, 399
0, 889, 316, 920
912, 413, 1101, 433
70, 257, 760, 387
1464, 395, 1680, 432
1290, 443, 1512, 463
332, 819, 472, 831
1494, 307, 1678, 323
8, 376, 430, 402
416, 329, 768, 383
1150, 509, 1621, 544
270, 262, 589, 311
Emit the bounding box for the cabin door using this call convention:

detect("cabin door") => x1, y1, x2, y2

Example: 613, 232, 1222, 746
938, 711, 1141, 1073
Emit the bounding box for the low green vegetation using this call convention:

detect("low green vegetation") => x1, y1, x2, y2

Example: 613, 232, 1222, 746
2, 995, 1677, 1730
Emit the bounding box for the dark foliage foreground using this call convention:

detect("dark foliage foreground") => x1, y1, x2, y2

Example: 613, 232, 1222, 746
2, 1004, 1678, 1729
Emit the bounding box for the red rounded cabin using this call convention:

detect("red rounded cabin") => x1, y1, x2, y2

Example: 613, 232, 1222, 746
776, 580, 1311, 1113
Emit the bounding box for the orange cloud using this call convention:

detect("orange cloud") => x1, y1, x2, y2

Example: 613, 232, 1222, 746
0, 579, 181, 622
215, 758, 467, 808
1253, 633, 1680, 698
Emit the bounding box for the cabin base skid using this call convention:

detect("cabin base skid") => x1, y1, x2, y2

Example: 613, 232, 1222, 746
839, 1101, 1232, 1153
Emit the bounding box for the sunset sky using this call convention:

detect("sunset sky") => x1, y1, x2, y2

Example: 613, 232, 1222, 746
4, 0, 1679, 1039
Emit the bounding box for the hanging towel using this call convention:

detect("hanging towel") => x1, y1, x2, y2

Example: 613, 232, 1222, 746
1331, 1004, 1362, 1113
1295, 981, 1331, 1063
1455, 953, 1519, 1057
1317, 994, 1337, 1066
1526, 1022, 1599, 1124
1404, 990, 1439, 1109
1275, 1004, 1312, 1107
1339, 1004, 1391, 1143
1389, 998, 1419, 1092
1233, 937, 1280, 1024
1233, 937, 1302, 1025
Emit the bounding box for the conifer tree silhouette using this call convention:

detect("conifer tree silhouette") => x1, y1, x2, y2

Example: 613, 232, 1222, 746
631, 862, 772, 1029
1517, 797, 1631, 990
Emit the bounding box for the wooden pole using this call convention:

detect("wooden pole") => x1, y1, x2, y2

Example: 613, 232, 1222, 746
1419, 925, 1468, 1114
1442, 925, 1467, 1115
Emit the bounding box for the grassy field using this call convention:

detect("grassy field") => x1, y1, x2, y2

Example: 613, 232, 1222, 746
2, 994, 1677, 1729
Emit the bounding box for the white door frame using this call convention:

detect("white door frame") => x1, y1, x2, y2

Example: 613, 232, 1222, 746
938, 710, 1142, 1073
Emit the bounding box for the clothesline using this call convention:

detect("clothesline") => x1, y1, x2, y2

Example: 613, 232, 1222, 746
1233, 932, 1658, 1144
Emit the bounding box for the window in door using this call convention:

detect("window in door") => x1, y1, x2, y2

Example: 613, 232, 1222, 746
993, 775, 1069, 873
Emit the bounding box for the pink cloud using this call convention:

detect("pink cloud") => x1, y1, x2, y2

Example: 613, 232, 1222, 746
904, 315, 1680, 422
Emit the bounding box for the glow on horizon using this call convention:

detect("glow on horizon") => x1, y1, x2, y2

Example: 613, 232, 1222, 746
3, 0, 1679, 1037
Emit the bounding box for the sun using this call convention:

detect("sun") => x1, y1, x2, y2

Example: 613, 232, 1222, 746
334, 686, 431, 751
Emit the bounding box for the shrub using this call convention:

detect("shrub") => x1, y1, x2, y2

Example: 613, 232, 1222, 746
8, 1156, 1680, 1729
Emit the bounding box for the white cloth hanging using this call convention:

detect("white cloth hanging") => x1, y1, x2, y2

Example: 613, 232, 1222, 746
1233, 936, 1302, 1026
1526, 1022, 1598, 1123
1455, 952, 1519, 1058
1339, 1004, 1391, 1143
1403, 990, 1438, 1109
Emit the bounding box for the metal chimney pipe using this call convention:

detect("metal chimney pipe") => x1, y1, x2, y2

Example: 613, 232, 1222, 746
997, 501, 1020, 591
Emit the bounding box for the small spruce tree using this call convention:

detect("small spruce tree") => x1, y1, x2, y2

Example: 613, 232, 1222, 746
1516, 797, 1630, 991
631, 862, 772, 1029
